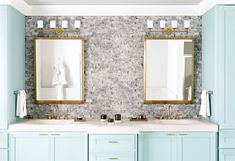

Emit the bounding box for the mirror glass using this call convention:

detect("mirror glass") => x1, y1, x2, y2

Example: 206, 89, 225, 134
35, 38, 84, 104
144, 38, 194, 104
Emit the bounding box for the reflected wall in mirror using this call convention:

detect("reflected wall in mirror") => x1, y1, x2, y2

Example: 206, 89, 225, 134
144, 38, 194, 104
35, 38, 84, 104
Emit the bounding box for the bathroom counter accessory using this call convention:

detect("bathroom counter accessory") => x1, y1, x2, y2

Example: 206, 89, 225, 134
8, 119, 218, 133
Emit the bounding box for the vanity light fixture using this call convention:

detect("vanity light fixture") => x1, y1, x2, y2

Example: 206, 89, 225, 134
171, 20, 178, 28
159, 20, 166, 29
37, 20, 43, 28
37, 19, 80, 36
62, 20, 68, 28
74, 20, 81, 28
50, 20, 56, 28
147, 20, 153, 29
147, 20, 190, 35
184, 20, 190, 28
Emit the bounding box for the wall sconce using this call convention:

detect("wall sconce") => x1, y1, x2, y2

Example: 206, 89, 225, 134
147, 20, 190, 35
147, 20, 153, 29
37, 19, 80, 36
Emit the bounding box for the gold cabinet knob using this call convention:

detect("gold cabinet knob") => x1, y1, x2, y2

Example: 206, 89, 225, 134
64, 114, 70, 120
156, 113, 163, 120
46, 114, 52, 120
175, 113, 182, 120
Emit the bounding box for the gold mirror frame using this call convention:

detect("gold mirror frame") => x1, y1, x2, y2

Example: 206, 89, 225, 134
144, 37, 195, 104
34, 37, 85, 104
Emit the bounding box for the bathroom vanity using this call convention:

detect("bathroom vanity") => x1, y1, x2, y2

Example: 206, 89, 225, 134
8, 119, 218, 161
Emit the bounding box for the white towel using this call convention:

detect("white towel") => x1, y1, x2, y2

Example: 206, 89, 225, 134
16, 90, 27, 118
199, 90, 211, 117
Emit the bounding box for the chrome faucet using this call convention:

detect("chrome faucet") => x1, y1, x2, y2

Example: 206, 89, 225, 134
167, 105, 173, 120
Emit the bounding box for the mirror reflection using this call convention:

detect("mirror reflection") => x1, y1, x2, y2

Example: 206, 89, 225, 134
35, 38, 84, 104
144, 38, 194, 104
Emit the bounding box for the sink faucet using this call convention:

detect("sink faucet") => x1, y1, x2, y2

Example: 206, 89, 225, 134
167, 105, 173, 120
53, 105, 60, 120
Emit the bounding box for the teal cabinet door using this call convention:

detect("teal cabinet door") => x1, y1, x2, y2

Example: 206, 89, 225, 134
0, 149, 8, 161
220, 149, 235, 161
139, 132, 217, 161
9, 133, 52, 161
54, 133, 87, 161
222, 6, 235, 128
179, 133, 217, 161
139, 132, 177, 161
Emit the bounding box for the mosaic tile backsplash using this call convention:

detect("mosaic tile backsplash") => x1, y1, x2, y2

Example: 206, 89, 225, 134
25, 16, 202, 119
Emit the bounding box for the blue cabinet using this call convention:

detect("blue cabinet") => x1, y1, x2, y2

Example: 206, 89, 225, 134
54, 133, 87, 161
0, 5, 25, 129
202, 5, 235, 129
0, 149, 8, 161
203, 5, 235, 160
220, 149, 235, 161
139, 132, 217, 161
9, 132, 87, 161
89, 134, 137, 161
0, 6, 24, 161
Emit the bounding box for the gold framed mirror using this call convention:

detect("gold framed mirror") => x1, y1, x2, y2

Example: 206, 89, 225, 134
144, 38, 194, 104
34, 37, 85, 104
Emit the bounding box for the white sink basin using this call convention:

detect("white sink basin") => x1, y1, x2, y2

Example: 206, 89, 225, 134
27, 119, 74, 125
154, 119, 200, 125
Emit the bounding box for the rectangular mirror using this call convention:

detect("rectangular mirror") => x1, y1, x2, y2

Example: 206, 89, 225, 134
144, 38, 194, 104
35, 38, 84, 104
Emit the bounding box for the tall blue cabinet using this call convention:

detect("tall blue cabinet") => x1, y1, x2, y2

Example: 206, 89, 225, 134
202, 5, 235, 161
0, 5, 25, 161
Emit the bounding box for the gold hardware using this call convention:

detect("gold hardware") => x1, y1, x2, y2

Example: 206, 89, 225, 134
53, 105, 60, 120
34, 37, 85, 104
64, 114, 70, 120
39, 134, 48, 136
37, 28, 80, 36
148, 28, 189, 35
175, 113, 182, 120
167, 134, 176, 136
144, 37, 195, 104
46, 114, 52, 120
108, 141, 119, 143
108, 157, 119, 160
51, 134, 61, 136
167, 105, 173, 120
156, 113, 163, 120
180, 134, 188, 136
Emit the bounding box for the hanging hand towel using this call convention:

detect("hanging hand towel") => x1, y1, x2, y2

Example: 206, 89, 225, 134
16, 90, 27, 118
199, 90, 211, 117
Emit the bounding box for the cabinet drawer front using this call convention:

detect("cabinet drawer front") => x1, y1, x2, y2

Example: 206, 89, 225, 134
0, 149, 8, 161
220, 149, 235, 161
89, 135, 136, 151
220, 131, 235, 148
0, 132, 8, 148
90, 151, 136, 161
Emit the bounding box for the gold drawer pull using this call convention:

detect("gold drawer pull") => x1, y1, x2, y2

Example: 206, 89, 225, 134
167, 134, 176, 136
109, 157, 119, 160
39, 134, 48, 136
180, 134, 188, 136
108, 141, 119, 143
51, 134, 61, 136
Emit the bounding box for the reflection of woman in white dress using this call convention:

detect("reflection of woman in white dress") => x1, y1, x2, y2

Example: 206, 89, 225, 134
52, 57, 67, 100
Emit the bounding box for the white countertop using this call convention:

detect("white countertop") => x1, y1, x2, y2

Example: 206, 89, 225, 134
8, 119, 218, 133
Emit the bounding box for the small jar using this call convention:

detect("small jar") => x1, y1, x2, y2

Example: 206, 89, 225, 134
100, 114, 107, 121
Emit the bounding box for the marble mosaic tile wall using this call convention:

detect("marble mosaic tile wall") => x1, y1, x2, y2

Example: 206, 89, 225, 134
25, 16, 202, 119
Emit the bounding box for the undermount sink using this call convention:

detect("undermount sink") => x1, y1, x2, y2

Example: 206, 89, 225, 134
154, 119, 200, 125
27, 119, 74, 125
